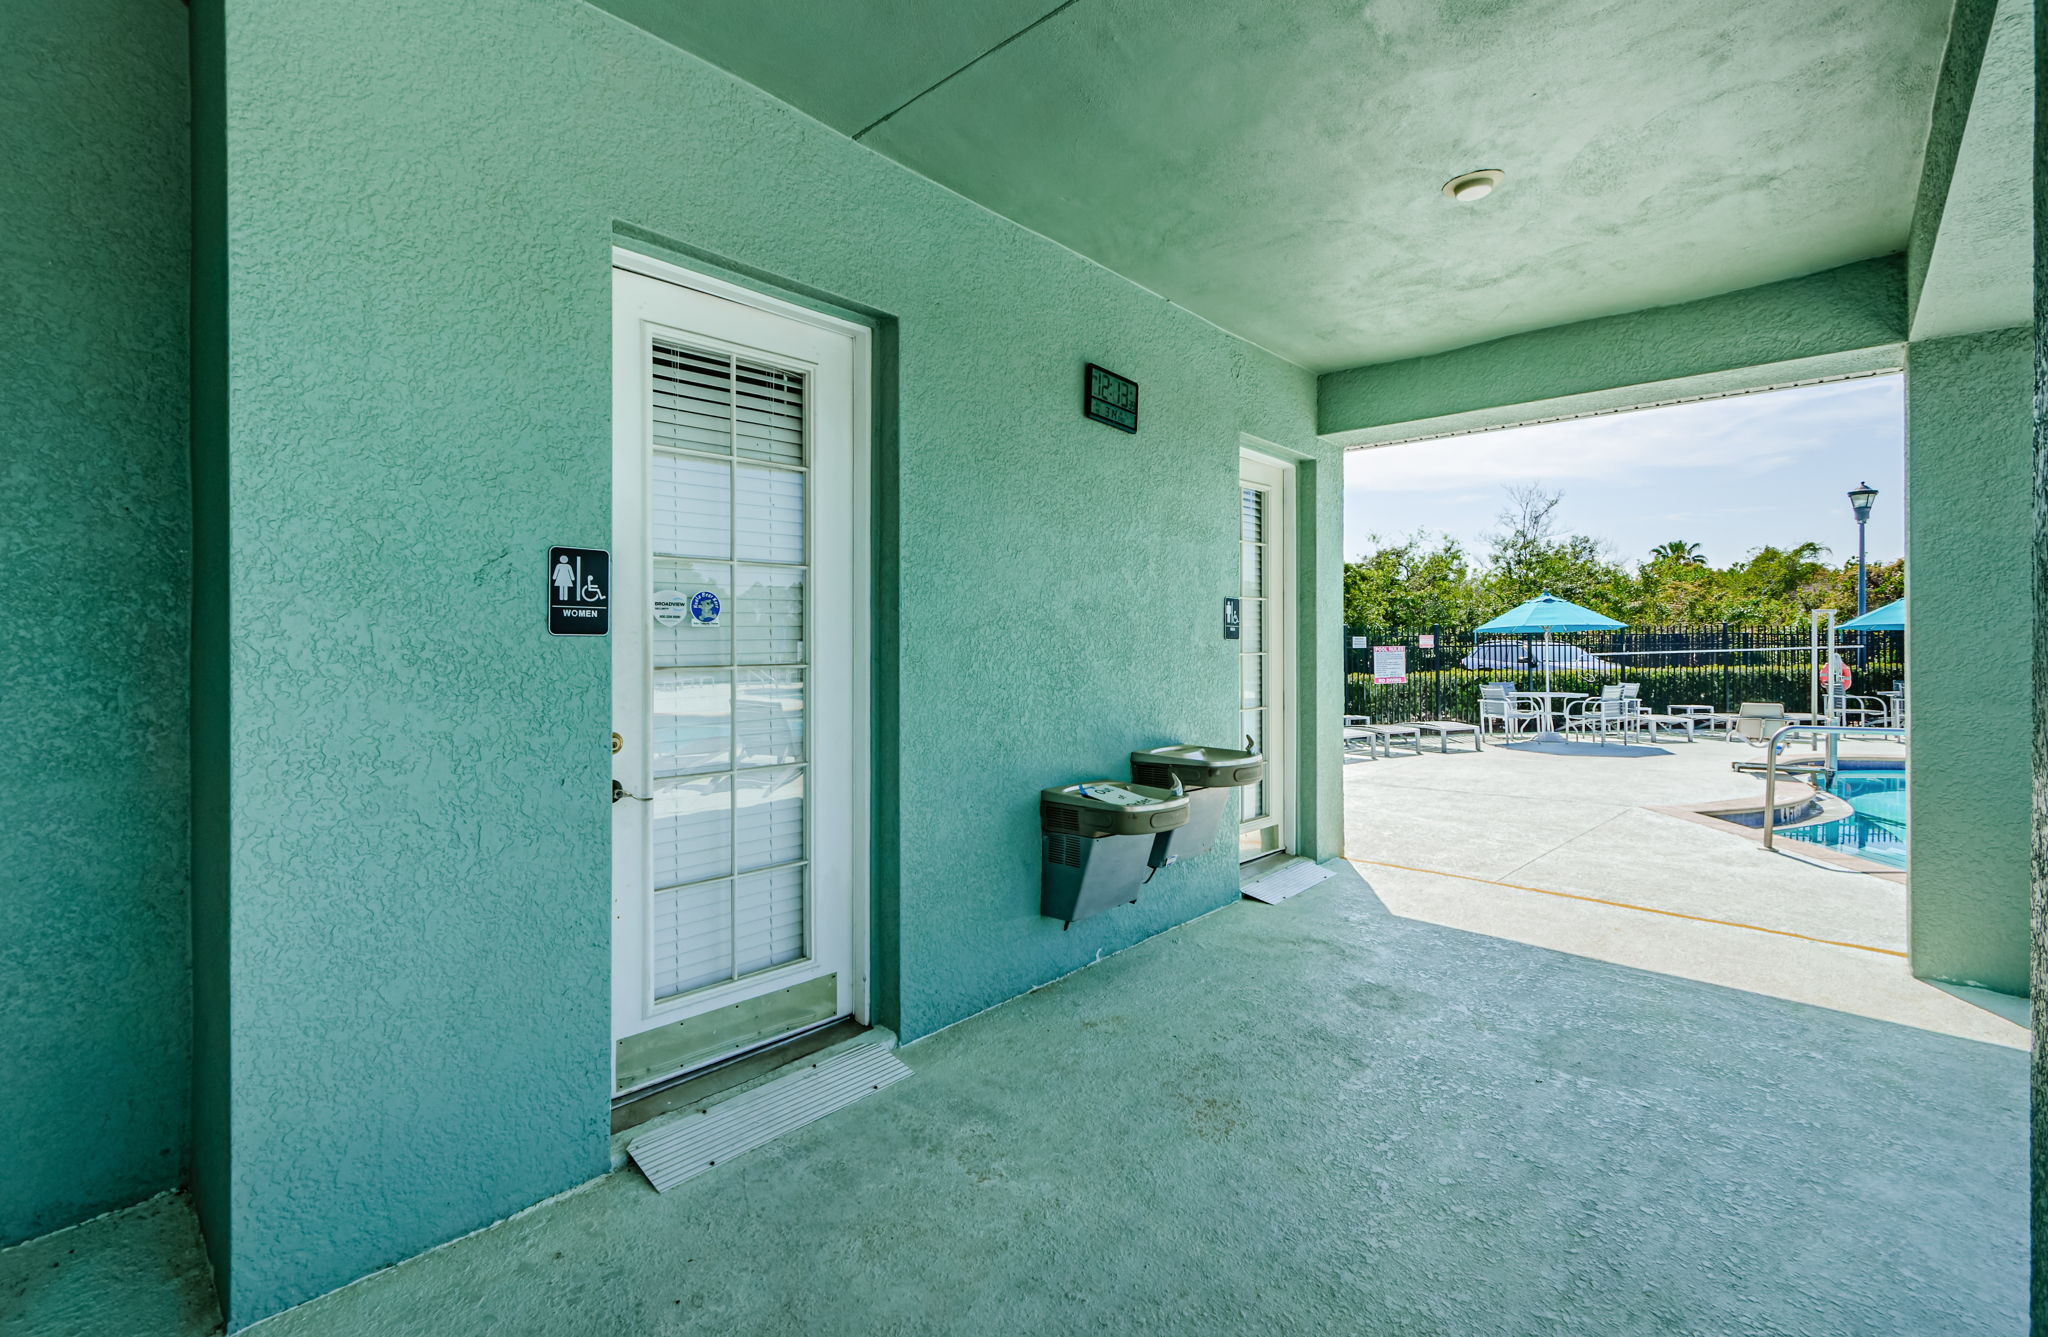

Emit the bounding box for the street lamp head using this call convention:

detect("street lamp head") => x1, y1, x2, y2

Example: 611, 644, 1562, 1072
1847, 482, 1878, 523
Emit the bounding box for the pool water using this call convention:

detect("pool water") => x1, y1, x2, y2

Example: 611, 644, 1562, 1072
1777, 763, 1906, 868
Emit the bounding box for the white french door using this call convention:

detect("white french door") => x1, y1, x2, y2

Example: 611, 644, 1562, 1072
1238, 451, 1293, 863
610, 263, 860, 1095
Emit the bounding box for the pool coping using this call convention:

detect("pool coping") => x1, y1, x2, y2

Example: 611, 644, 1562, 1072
1649, 762, 1909, 884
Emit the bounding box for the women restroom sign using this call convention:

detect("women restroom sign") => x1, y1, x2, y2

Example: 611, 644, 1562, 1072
548, 547, 610, 635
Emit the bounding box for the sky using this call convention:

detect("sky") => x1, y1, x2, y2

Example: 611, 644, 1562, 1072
1343, 375, 1905, 570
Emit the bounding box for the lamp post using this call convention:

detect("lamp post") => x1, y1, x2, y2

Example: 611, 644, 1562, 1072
1847, 482, 1879, 615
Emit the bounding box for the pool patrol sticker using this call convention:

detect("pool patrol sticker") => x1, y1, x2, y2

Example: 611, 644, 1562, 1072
548, 547, 610, 636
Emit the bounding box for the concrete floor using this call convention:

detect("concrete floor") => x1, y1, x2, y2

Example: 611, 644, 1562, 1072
3, 858, 2025, 1335
1345, 736, 2028, 1048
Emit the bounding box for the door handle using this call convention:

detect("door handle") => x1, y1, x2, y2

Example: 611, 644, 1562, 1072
613, 780, 652, 804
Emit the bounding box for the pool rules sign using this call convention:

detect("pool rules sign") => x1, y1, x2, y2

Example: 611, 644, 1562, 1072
548, 547, 609, 636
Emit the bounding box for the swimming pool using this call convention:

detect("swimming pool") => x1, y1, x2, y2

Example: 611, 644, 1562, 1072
1777, 760, 1906, 869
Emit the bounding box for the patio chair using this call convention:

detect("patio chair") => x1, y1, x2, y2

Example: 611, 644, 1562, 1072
1561, 690, 1637, 745
1840, 695, 1888, 727
1478, 684, 1541, 743
1731, 701, 1791, 746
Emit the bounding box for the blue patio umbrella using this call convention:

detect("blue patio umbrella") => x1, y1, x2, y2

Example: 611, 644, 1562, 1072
1837, 598, 1902, 632
1473, 592, 1627, 698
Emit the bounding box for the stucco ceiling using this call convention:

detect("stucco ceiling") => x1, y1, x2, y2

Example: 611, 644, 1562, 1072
1913, 0, 2032, 340
595, 0, 1955, 372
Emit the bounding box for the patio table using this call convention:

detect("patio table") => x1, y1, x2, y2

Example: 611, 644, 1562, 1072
1511, 691, 1587, 740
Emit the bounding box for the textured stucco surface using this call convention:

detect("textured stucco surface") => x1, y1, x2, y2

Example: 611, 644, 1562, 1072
1317, 258, 1908, 446
0, 1, 193, 1245
197, 0, 1328, 1323
10, 865, 2027, 1336
594, 0, 1054, 135
1914, 0, 2035, 341
1907, 0, 1998, 323
1906, 327, 2034, 995
0, 1194, 221, 1337
598, 0, 1950, 371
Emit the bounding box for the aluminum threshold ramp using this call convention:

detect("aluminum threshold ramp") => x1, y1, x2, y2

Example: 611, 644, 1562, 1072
628, 1039, 910, 1192
1240, 857, 1336, 905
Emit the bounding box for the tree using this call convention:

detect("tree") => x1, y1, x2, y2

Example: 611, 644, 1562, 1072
1340, 484, 1906, 632
1479, 484, 1629, 614
1647, 540, 1705, 565
1343, 531, 1483, 628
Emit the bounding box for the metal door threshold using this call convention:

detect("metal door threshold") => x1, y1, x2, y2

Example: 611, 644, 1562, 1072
611, 1017, 865, 1135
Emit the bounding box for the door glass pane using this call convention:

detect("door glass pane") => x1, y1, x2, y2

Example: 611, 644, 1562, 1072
652, 773, 732, 889
1240, 541, 1263, 597
737, 669, 805, 766
734, 361, 805, 466
1241, 656, 1263, 710
735, 464, 805, 563
1239, 597, 1262, 652
734, 866, 806, 976
651, 342, 733, 455
654, 878, 733, 998
652, 669, 731, 776
735, 766, 805, 872
653, 453, 731, 558
735, 566, 805, 665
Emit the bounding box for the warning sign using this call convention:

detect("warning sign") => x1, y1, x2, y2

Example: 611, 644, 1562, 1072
548, 547, 609, 636
1373, 645, 1408, 685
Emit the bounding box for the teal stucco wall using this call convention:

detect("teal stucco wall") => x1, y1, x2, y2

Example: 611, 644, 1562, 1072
1905, 326, 2034, 993
0, 1, 193, 1245
193, 0, 1329, 1323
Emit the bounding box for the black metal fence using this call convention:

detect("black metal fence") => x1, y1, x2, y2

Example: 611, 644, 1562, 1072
1344, 624, 1905, 724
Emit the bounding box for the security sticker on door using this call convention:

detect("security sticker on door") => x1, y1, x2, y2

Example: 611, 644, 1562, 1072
548, 547, 609, 636
688, 591, 721, 625
652, 590, 689, 627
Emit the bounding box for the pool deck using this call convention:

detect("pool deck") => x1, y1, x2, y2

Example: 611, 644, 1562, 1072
1343, 732, 2025, 1047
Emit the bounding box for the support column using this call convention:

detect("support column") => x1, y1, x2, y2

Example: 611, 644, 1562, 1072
1904, 327, 2034, 994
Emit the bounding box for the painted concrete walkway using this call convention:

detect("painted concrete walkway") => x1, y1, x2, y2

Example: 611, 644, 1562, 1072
1344, 736, 2028, 1048
4, 863, 2024, 1335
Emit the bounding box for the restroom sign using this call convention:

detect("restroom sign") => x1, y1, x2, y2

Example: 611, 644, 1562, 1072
548, 547, 610, 636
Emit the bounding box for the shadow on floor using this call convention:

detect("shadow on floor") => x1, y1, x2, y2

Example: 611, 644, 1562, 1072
4, 863, 2023, 1336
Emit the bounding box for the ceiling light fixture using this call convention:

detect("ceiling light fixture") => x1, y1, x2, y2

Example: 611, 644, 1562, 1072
1442, 169, 1505, 202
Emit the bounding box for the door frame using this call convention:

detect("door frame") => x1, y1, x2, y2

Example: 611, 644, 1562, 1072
1238, 445, 1297, 859
610, 246, 874, 1047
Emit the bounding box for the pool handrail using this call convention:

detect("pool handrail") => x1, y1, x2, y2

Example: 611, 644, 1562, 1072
1761, 724, 1907, 851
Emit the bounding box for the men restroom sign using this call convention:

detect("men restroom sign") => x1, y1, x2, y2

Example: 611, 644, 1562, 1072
547, 547, 610, 636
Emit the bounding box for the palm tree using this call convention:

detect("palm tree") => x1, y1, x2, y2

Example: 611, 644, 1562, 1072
1648, 540, 1705, 566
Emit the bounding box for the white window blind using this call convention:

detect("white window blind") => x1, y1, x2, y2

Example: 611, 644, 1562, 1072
647, 338, 811, 998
